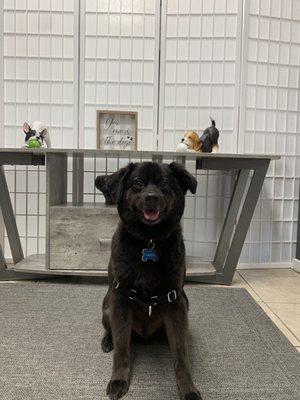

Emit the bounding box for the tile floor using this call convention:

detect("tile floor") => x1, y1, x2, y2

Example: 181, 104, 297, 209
216, 268, 300, 352
2, 268, 300, 352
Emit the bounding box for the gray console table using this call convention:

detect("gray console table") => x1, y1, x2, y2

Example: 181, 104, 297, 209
0, 148, 279, 284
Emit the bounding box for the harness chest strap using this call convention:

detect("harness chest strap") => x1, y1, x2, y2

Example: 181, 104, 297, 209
113, 279, 178, 317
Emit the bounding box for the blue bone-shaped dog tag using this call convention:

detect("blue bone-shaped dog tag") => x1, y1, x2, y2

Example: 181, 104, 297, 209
142, 248, 159, 262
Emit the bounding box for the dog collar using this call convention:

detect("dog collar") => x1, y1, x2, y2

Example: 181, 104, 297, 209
113, 278, 177, 317
142, 239, 159, 262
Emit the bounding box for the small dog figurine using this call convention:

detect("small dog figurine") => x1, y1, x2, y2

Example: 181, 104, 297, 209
177, 131, 201, 152
22, 121, 51, 148
199, 118, 219, 153
177, 118, 219, 153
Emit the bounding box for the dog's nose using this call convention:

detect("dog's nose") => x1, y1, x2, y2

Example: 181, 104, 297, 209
145, 193, 159, 203
181, 138, 184, 142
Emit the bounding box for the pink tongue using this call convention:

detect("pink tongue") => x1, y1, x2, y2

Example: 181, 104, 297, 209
143, 210, 160, 221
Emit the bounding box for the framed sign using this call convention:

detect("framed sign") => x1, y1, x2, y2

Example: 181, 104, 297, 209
96, 110, 138, 150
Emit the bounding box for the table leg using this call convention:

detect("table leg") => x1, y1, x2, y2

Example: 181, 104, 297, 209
0, 166, 24, 265
189, 159, 270, 284
220, 161, 270, 283
0, 203, 5, 270
0, 242, 6, 270
46, 153, 68, 269
72, 153, 84, 206
213, 169, 250, 272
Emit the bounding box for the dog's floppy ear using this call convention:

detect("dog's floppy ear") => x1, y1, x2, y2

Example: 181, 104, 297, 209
169, 162, 197, 194
95, 163, 135, 204
116, 163, 136, 204
23, 122, 30, 134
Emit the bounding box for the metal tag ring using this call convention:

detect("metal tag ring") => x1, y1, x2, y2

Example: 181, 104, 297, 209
148, 240, 155, 249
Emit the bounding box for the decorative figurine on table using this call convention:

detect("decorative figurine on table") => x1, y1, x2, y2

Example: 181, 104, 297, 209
176, 118, 219, 153
176, 130, 201, 152
22, 121, 52, 148
199, 118, 219, 153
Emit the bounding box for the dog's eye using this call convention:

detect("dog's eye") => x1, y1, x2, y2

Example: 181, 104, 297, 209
133, 178, 144, 188
159, 178, 169, 188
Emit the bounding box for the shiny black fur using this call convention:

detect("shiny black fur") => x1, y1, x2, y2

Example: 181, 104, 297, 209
99, 162, 202, 400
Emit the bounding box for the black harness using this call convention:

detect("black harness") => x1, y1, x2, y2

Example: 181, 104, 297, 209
113, 278, 178, 317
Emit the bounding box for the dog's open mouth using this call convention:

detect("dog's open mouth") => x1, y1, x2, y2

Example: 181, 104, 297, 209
142, 209, 160, 222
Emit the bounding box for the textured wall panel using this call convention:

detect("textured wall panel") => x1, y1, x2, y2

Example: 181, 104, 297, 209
158, 0, 240, 153
239, 0, 300, 263
2, 1, 77, 257
80, 0, 160, 150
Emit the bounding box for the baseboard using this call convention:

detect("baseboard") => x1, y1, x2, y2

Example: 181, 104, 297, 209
237, 262, 292, 270
6, 258, 295, 271
292, 258, 300, 273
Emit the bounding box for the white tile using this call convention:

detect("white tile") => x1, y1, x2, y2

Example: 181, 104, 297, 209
240, 269, 300, 303
259, 303, 300, 347
266, 303, 300, 341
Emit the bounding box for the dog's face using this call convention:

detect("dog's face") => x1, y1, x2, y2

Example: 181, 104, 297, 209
117, 162, 197, 238
181, 131, 201, 151
23, 122, 43, 143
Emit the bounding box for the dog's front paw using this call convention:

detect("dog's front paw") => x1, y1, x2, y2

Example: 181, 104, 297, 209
106, 379, 129, 400
101, 332, 113, 353
185, 389, 203, 400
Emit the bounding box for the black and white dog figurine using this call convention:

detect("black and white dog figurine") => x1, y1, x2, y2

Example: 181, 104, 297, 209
22, 121, 52, 148
199, 118, 219, 153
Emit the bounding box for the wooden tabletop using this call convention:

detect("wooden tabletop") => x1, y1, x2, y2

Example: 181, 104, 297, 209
0, 147, 281, 160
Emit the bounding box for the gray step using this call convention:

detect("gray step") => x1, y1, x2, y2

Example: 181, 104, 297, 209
48, 203, 217, 274
13, 255, 109, 276
50, 203, 119, 270
50, 202, 118, 214
13, 254, 217, 277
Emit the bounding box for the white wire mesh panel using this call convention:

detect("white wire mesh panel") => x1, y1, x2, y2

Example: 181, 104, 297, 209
2, 0, 77, 258
158, 0, 239, 259
239, 0, 300, 263
183, 168, 233, 259
81, 0, 160, 150
158, 0, 239, 152
3, 164, 47, 258
3, 0, 77, 148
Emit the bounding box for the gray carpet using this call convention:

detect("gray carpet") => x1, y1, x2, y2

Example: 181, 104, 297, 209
0, 283, 299, 400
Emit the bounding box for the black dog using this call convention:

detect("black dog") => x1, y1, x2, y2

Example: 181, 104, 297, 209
200, 118, 219, 153
98, 162, 202, 400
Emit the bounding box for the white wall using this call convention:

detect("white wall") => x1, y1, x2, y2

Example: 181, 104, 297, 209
158, 0, 241, 260
2, 0, 77, 148
239, 0, 300, 263
158, 0, 240, 153
0, 0, 299, 263
81, 0, 160, 150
